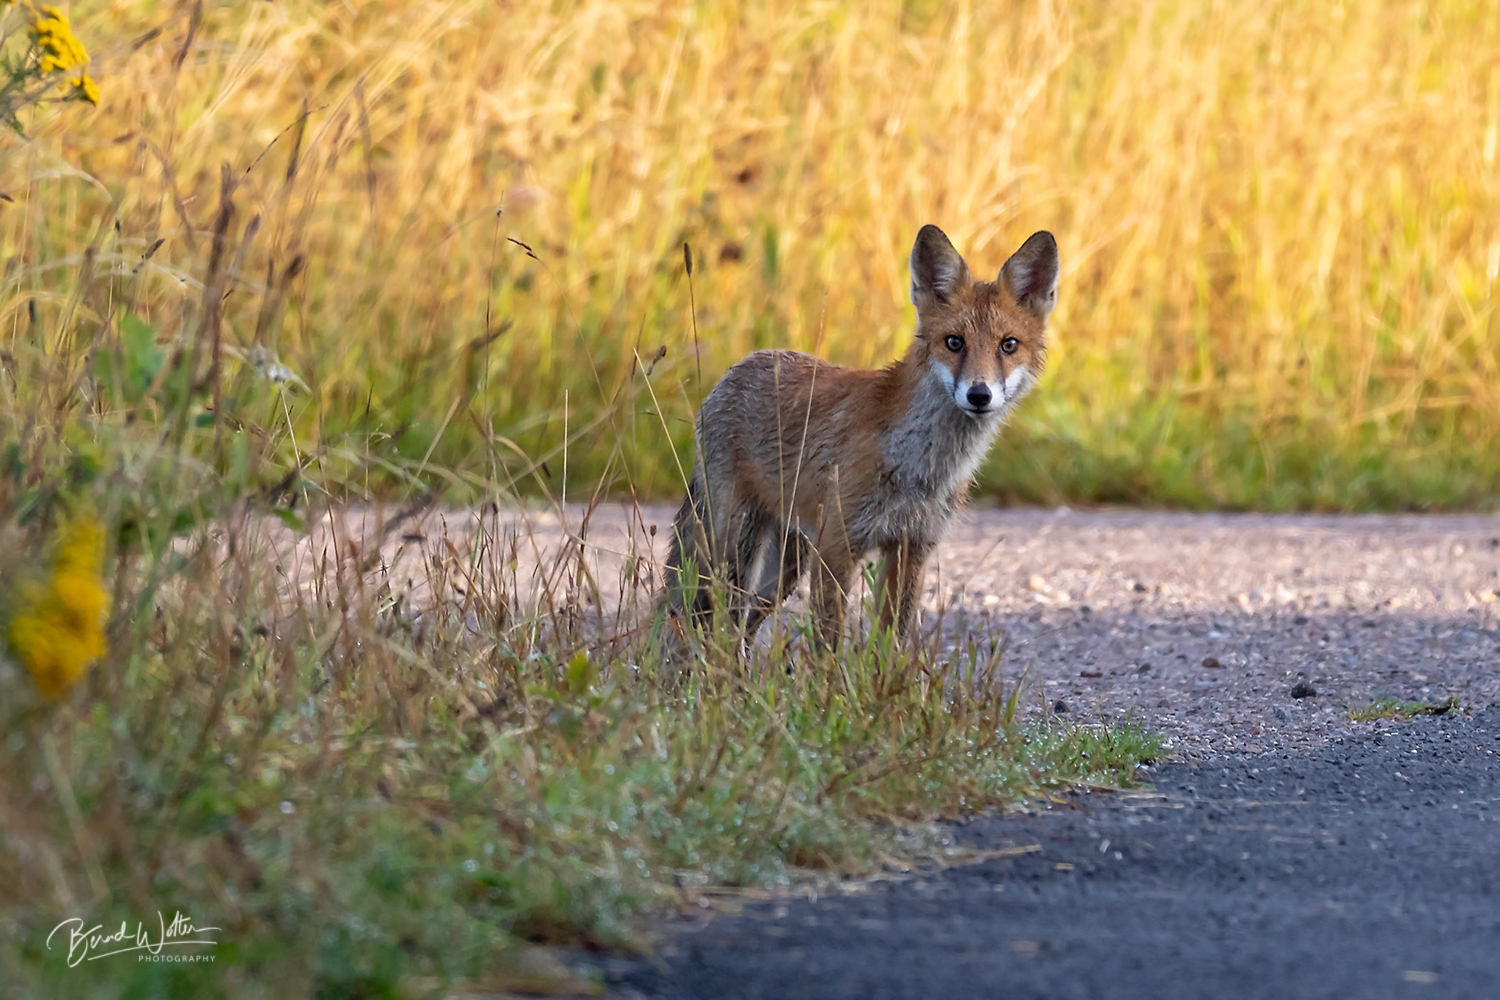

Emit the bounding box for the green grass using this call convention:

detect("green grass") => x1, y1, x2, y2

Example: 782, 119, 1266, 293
1347, 695, 1461, 722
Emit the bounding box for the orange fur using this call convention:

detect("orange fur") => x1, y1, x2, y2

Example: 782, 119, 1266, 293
660, 225, 1059, 656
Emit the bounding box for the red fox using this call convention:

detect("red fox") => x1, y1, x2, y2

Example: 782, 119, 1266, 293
660, 224, 1059, 655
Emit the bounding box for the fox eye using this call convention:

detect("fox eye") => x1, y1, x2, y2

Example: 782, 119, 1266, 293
1000, 337, 1020, 355
944, 335, 964, 353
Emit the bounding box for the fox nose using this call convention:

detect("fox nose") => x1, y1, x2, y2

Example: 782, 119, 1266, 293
966, 383, 992, 410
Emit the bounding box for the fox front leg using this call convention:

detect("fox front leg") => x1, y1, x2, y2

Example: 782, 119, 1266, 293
809, 542, 858, 653
876, 538, 932, 640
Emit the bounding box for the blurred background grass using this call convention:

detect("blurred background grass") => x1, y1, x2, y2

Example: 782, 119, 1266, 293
5, 0, 1499, 510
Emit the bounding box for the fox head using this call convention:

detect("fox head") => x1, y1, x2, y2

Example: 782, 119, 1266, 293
909, 225, 1059, 419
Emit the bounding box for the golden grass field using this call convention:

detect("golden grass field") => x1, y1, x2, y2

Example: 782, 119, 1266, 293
6, 0, 1499, 509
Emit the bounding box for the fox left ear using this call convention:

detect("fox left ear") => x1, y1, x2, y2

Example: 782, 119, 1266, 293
910, 224, 973, 312
1000, 231, 1060, 320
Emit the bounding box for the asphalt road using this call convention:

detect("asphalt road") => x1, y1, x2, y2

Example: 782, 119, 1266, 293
614, 706, 1500, 999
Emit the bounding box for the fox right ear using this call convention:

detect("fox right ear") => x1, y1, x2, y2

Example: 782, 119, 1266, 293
1000, 230, 1060, 320
910, 225, 972, 312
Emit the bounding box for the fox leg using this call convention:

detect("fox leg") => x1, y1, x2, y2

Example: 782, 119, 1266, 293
727, 503, 771, 600
723, 502, 773, 641
875, 537, 933, 639
740, 526, 808, 644
809, 539, 858, 653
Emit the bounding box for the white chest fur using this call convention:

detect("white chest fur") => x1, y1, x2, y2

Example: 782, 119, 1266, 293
883, 364, 1006, 494
858, 364, 1011, 545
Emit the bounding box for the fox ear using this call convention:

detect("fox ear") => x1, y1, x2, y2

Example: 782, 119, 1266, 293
910, 225, 972, 311
1000, 231, 1060, 319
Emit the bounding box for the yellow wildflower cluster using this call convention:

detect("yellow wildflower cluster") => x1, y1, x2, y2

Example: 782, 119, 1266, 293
27, 4, 97, 105
6, 517, 109, 699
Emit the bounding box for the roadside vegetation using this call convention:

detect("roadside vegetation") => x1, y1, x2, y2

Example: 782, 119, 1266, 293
1348, 695, 1462, 723
0, 3, 1178, 997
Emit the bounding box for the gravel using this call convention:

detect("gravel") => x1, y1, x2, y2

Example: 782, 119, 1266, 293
927, 507, 1500, 757
284, 504, 1500, 757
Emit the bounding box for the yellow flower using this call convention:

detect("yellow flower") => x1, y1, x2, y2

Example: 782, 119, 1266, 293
71, 74, 98, 105
6, 517, 109, 700
30, 5, 89, 76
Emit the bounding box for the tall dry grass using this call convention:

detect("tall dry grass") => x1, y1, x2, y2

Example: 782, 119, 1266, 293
6, 0, 1499, 507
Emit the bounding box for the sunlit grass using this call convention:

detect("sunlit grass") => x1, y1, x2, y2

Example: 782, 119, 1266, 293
5, 0, 1498, 509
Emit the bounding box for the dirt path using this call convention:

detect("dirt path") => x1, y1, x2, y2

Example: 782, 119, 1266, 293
322, 504, 1500, 757
929, 508, 1500, 756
